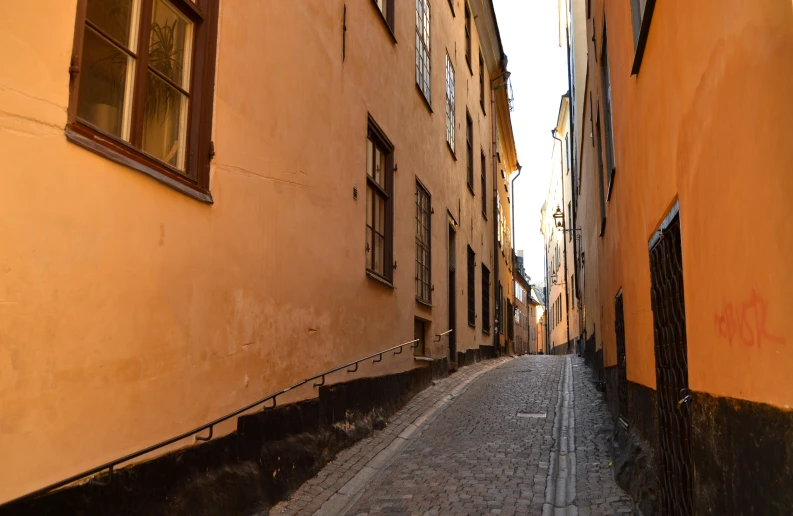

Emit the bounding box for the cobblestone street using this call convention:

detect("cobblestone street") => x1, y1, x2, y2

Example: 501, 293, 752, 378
271, 356, 632, 515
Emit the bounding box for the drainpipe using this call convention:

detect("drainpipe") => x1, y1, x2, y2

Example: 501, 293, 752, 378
491, 56, 510, 357
544, 242, 550, 354
552, 129, 571, 355
491, 86, 500, 357
510, 163, 522, 354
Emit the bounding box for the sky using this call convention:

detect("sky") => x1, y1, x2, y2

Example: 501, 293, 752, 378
493, 0, 569, 283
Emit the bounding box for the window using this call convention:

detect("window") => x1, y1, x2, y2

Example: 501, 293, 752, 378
564, 135, 570, 174
600, 23, 616, 198
595, 107, 607, 235
482, 265, 490, 333
497, 283, 504, 334
480, 151, 487, 218
464, 3, 472, 72
629, 0, 656, 73
467, 246, 475, 326
366, 119, 394, 281
416, 181, 432, 303
479, 52, 486, 113
415, 0, 431, 104
374, 0, 395, 33
466, 110, 474, 192
568, 201, 572, 241
67, 0, 219, 201
445, 53, 456, 153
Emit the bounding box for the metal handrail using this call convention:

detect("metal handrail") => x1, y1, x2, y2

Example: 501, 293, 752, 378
3, 331, 453, 507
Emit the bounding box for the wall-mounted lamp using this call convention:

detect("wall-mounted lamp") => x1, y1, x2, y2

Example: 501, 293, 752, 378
553, 205, 565, 230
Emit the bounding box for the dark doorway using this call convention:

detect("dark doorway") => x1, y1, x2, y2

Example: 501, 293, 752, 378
615, 290, 628, 428
448, 223, 457, 362
649, 203, 693, 515
413, 318, 426, 357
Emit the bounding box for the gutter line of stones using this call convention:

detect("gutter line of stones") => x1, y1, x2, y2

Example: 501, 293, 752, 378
543, 356, 578, 516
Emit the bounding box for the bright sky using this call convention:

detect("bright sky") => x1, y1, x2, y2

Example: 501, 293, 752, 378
494, 0, 569, 283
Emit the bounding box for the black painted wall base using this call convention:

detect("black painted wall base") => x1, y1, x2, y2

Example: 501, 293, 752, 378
691, 391, 793, 515
598, 365, 793, 515
605, 374, 660, 516
456, 348, 481, 367
550, 341, 572, 355
0, 358, 454, 516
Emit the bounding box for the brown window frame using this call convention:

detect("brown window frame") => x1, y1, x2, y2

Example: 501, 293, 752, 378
482, 264, 490, 333
595, 106, 607, 236
445, 52, 456, 155
467, 246, 476, 327
66, 0, 219, 203
415, 179, 432, 305
372, 0, 397, 41
629, 0, 656, 74
415, 0, 432, 107
600, 20, 617, 200
479, 51, 486, 114
480, 150, 487, 218
365, 117, 395, 284
464, 3, 472, 73
466, 110, 474, 193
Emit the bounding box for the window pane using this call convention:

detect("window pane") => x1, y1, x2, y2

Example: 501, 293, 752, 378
149, 0, 193, 89
366, 186, 373, 226
86, 0, 139, 51
374, 147, 383, 185
374, 234, 384, 274
377, 193, 386, 233
77, 27, 135, 140
366, 227, 373, 269
142, 71, 188, 169
366, 138, 373, 177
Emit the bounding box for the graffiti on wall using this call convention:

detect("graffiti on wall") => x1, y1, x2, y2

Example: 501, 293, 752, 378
714, 290, 785, 348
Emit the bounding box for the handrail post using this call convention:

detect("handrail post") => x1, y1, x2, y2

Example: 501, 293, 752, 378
195, 425, 213, 442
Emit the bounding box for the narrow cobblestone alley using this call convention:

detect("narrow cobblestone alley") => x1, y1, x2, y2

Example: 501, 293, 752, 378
271, 356, 632, 516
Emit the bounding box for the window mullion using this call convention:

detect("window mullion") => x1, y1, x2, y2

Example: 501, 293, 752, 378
130, 0, 155, 147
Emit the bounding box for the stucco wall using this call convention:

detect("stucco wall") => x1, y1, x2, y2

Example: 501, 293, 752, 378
579, 0, 793, 406
0, 0, 516, 503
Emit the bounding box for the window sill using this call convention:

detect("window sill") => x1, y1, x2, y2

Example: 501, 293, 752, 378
482, 211, 488, 221
416, 84, 433, 113
466, 59, 473, 76
483, 328, 490, 335
467, 183, 475, 196
480, 101, 487, 116
65, 127, 213, 204
446, 142, 457, 160
468, 322, 476, 329
414, 356, 434, 362
371, 2, 397, 44
416, 297, 433, 308
630, 0, 657, 75
366, 270, 395, 289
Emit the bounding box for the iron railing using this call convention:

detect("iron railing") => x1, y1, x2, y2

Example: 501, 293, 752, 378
4, 330, 453, 506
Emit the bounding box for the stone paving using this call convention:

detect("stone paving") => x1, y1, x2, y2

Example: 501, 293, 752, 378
571, 359, 633, 515
270, 355, 633, 516
270, 357, 513, 516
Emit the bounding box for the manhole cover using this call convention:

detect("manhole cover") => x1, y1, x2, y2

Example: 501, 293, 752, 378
516, 412, 546, 418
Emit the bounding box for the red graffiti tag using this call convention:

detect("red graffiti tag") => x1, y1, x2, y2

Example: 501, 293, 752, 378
714, 290, 785, 349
